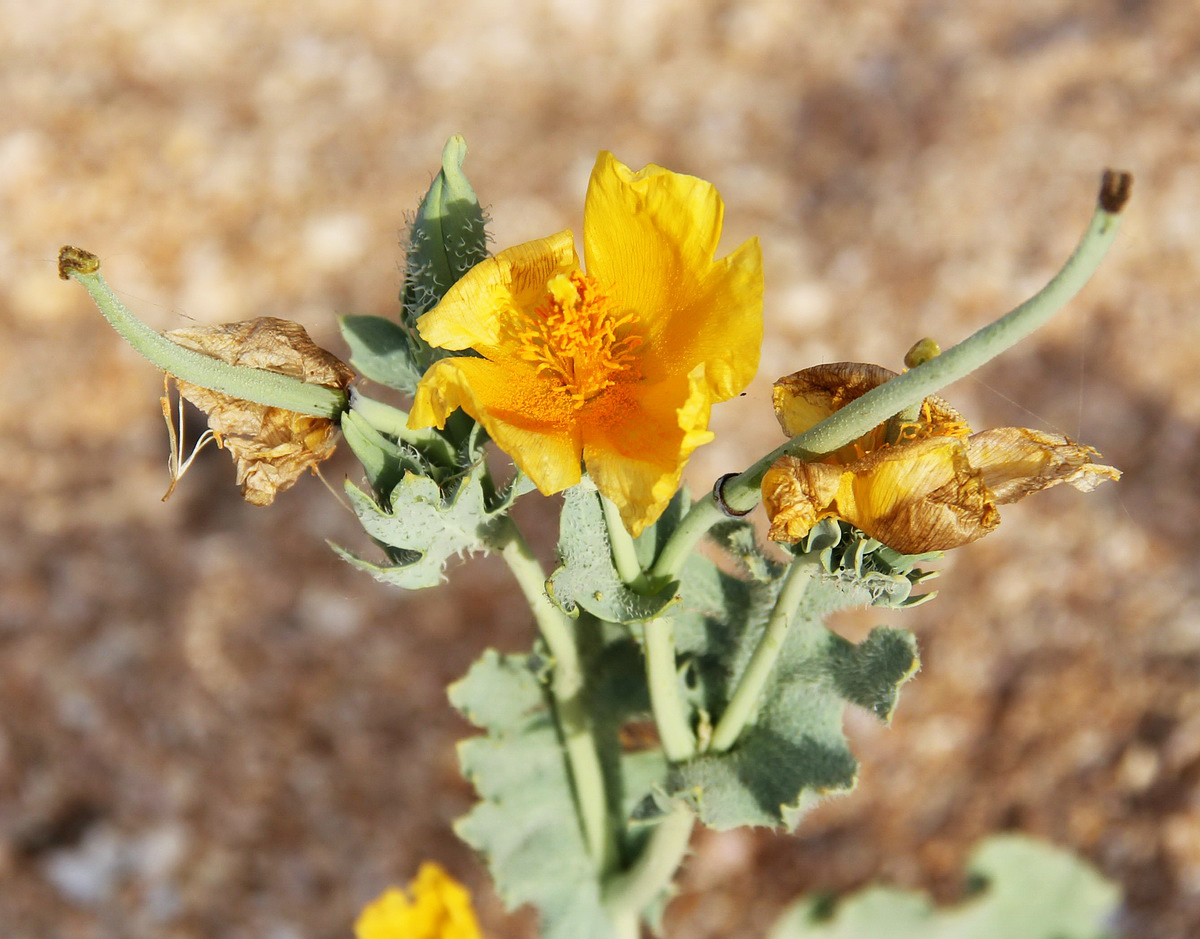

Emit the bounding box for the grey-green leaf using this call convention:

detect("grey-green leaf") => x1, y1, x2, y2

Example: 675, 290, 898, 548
334, 457, 506, 589
339, 314, 424, 394
767, 834, 1120, 939
546, 484, 678, 623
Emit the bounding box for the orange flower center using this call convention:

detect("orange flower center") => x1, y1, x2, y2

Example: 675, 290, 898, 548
517, 271, 642, 407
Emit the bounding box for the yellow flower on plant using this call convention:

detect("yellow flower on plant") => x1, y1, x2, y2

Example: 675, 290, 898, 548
407, 152, 763, 536
354, 862, 481, 939
761, 363, 1121, 554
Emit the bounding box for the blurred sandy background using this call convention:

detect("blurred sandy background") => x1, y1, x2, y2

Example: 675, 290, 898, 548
2, 0, 1198, 936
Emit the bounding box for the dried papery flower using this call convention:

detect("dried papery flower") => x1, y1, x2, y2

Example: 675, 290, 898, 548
164, 317, 354, 505
762, 363, 1121, 553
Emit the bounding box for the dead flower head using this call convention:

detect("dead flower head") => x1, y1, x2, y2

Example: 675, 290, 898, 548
163, 317, 354, 505
761, 363, 1121, 554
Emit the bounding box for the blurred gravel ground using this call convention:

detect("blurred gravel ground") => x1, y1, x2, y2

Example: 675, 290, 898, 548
1, 1, 1198, 936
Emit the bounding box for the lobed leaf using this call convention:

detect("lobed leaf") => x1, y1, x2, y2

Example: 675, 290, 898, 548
452, 645, 664, 939
661, 524, 925, 830
334, 456, 507, 590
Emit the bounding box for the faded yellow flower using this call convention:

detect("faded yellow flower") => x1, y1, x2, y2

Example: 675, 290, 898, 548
762, 363, 1121, 553
408, 151, 763, 536
354, 863, 482, 939
165, 317, 354, 505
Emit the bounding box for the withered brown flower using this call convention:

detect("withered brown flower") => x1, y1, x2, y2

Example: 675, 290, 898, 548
761, 363, 1121, 553
163, 317, 354, 505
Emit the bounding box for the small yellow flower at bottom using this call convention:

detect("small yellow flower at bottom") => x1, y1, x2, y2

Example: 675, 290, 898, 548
354, 863, 482, 939
762, 363, 1121, 554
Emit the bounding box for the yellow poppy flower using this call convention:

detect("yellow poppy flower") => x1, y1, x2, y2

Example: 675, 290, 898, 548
408, 152, 763, 536
761, 363, 1121, 553
354, 863, 481, 939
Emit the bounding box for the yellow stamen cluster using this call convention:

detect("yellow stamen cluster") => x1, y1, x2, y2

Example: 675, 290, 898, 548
516, 271, 642, 407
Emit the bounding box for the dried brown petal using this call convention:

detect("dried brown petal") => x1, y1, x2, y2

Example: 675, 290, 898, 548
764, 438, 1001, 553
964, 427, 1122, 504
772, 363, 969, 464
763, 364, 1121, 553
165, 317, 354, 505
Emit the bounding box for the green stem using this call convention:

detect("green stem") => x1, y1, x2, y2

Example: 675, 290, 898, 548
603, 800, 695, 927
57, 247, 348, 418
350, 392, 457, 465
651, 170, 1131, 580
643, 617, 696, 762
601, 492, 644, 586
649, 494, 724, 583
708, 558, 817, 753
497, 520, 617, 875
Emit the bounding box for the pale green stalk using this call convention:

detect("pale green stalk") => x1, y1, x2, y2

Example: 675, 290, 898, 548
651, 170, 1131, 581
708, 557, 817, 753
601, 493, 644, 585
496, 520, 617, 875
643, 617, 696, 762
58, 248, 347, 418
349, 393, 457, 465
604, 800, 696, 928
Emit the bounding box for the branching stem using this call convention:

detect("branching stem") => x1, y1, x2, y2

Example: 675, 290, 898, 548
604, 800, 695, 927
497, 520, 616, 876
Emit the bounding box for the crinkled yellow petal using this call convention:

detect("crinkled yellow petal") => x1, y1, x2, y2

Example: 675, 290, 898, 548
582, 152, 762, 401
416, 230, 578, 354
354, 863, 481, 939
582, 366, 715, 537
765, 437, 1001, 553
409, 355, 583, 494
772, 362, 969, 441
964, 427, 1121, 504
762, 454, 843, 543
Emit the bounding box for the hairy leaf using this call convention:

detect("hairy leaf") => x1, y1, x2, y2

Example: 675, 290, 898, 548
334, 456, 507, 589
547, 484, 678, 623
452, 644, 664, 939
767, 834, 1120, 939
662, 525, 925, 830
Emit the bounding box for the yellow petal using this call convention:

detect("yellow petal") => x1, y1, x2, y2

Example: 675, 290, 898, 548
964, 427, 1121, 504
582, 366, 714, 536
833, 437, 999, 553
417, 230, 578, 353
354, 862, 481, 939
582, 152, 763, 401
762, 454, 843, 543
409, 356, 583, 495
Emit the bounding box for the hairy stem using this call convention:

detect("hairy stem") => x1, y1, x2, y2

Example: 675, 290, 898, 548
604, 800, 695, 926
643, 617, 696, 762
57, 247, 348, 418
497, 520, 616, 875
601, 492, 644, 585
350, 392, 457, 465
709, 557, 817, 753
